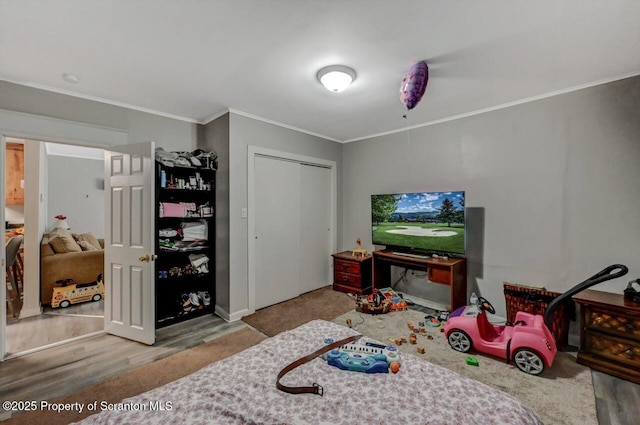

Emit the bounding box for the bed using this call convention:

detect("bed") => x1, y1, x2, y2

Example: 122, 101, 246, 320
73, 320, 543, 425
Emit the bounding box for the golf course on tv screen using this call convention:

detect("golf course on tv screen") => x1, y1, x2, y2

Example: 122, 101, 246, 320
371, 191, 465, 255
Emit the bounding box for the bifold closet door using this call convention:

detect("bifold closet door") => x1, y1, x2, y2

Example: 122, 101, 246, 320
298, 164, 331, 294
253, 156, 332, 310
254, 156, 302, 310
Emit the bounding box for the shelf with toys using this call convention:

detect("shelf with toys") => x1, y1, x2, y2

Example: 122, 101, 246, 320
155, 150, 216, 328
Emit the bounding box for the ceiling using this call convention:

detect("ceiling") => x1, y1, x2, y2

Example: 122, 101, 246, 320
1, 0, 639, 143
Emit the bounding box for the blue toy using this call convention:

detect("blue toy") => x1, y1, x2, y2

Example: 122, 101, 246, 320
324, 340, 401, 373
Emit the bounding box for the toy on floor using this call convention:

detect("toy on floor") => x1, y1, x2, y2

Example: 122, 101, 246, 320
324, 340, 401, 374
444, 264, 628, 375
350, 287, 408, 314
51, 274, 104, 308
378, 287, 408, 311
352, 291, 391, 314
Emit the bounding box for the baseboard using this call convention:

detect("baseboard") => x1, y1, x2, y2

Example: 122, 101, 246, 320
19, 305, 43, 319
215, 304, 248, 322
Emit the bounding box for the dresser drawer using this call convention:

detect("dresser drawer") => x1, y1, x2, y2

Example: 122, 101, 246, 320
334, 271, 361, 288
585, 307, 640, 342
584, 331, 640, 370
334, 259, 361, 275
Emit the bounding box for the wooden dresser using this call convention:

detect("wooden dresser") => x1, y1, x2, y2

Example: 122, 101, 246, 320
573, 289, 640, 384
331, 251, 372, 295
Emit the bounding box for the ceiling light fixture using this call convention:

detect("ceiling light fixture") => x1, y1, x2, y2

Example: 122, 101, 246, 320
317, 65, 356, 92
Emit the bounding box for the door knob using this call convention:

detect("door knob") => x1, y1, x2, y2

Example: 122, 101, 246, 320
139, 254, 157, 262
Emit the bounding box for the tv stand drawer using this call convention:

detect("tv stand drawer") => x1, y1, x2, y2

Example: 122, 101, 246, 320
429, 264, 452, 285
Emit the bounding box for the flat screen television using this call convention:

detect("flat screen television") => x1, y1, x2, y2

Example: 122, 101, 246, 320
371, 191, 465, 256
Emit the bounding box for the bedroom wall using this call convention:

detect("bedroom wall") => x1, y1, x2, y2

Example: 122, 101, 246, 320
0, 81, 198, 151
341, 76, 640, 316
227, 113, 342, 319
200, 113, 231, 318
0, 80, 200, 318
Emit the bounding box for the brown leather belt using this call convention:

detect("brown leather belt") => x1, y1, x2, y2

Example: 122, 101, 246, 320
276, 334, 362, 396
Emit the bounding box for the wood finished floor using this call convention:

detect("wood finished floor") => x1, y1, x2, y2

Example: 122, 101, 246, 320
0, 313, 246, 422
5, 301, 105, 355
2, 307, 640, 424
593, 370, 640, 425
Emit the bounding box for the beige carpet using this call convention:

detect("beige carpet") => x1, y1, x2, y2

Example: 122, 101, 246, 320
2, 327, 266, 425
242, 285, 355, 336
334, 309, 597, 425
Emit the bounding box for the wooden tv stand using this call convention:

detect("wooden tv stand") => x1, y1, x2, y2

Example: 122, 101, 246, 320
372, 250, 467, 311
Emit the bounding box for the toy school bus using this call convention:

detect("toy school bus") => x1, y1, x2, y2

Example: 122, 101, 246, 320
51, 274, 104, 308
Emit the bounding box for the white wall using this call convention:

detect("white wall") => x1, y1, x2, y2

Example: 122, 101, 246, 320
0, 81, 198, 152
4, 206, 23, 224
46, 153, 105, 237
341, 76, 640, 316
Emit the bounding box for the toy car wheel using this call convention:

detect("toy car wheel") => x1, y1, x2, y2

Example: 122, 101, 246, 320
447, 330, 472, 353
60, 300, 71, 308
513, 348, 545, 375
92, 294, 102, 302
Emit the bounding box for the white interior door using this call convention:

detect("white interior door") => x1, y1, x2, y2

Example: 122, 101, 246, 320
254, 156, 301, 309
104, 141, 156, 345
299, 164, 331, 294
0, 134, 6, 358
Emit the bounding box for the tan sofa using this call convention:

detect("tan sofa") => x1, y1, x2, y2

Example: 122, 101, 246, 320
40, 233, 105, 305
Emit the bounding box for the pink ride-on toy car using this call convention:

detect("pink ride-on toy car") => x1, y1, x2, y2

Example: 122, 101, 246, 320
445, 297, 556, 375
444, 264, 628, 375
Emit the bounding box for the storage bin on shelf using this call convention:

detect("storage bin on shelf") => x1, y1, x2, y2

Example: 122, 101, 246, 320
503, 282, 573, 348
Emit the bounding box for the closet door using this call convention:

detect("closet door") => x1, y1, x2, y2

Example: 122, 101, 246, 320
298, 164, 331, 294
254, 156, 301, 310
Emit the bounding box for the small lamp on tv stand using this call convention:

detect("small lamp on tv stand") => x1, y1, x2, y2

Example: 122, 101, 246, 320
352, 238, 368, 257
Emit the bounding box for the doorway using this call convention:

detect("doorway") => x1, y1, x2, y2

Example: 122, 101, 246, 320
4, 138, 106, 356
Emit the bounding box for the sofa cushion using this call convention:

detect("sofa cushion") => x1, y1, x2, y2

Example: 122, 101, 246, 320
77, 240, 99, 251
48, 228, 82, 253
72, 232, 102, 250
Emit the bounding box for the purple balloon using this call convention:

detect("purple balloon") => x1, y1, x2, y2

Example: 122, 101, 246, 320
400, 61, 429, 110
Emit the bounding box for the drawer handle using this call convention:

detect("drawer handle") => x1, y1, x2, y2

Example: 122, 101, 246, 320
625, 349, 635, 359
342, 276, 349, 282
342, 264, 349, 270
625, 323, 634, 329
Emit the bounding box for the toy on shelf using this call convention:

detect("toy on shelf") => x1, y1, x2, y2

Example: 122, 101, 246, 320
324, 340, 401, 374
351, 238, 368, 257
51, 274, 104, 308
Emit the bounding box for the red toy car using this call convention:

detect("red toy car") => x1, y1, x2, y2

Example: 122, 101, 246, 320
444, 265, 628, 375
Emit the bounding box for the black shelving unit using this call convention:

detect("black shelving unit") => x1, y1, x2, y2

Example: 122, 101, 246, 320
155, 162, 216, 328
